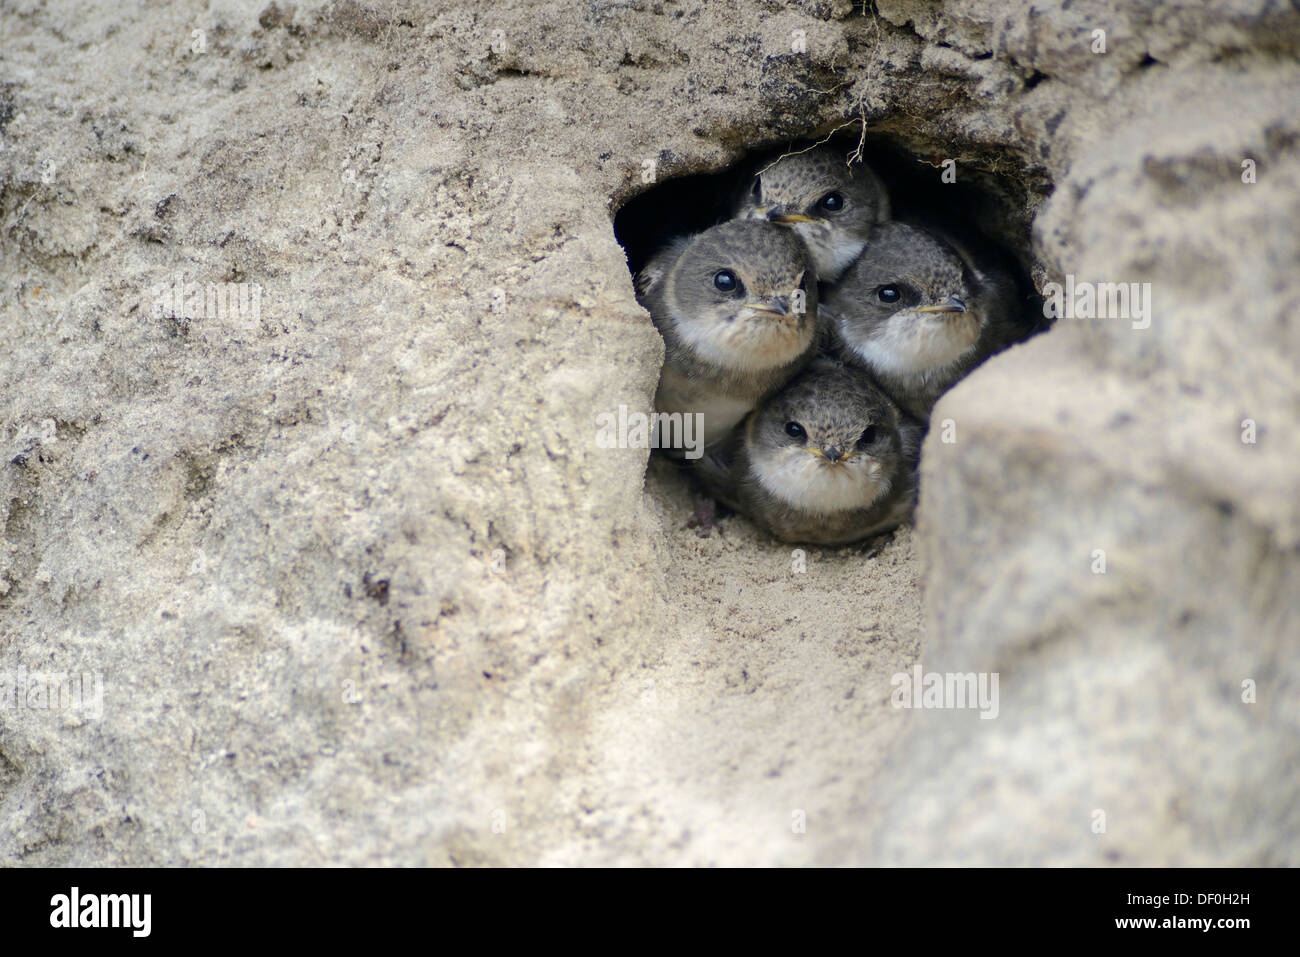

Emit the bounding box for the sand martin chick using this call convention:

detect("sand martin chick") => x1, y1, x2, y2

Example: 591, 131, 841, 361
636, 219, 818, 450
698, 359, 922, 546
823, 221, 1024, 422
732, 146, 890, 283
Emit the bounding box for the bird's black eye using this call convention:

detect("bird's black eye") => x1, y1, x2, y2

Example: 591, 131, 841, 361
818, 191, 845, 213
713, 270, 742, 294
784, 421, 806, 441
856, 426, 877, 449
877, 285, 901, 303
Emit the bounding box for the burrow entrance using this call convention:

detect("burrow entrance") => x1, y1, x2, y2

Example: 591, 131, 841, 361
613, 130, 1051, 544
615, 132, 1047, 309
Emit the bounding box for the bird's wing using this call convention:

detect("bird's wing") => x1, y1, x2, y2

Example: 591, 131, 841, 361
690, 430, 744, 511
813, 302, 842, 353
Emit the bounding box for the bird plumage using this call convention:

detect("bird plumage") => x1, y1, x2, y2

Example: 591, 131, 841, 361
823, 220, 1028, 422
696, 357, 923, 546
731, 145, 890, 283
636, 219, 819, 450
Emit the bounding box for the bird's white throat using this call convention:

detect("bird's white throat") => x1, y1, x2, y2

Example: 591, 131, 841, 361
676, 308, 812, 373
840, 309, 980, 380
793, 223, 864, 281
752, 446, 888, 514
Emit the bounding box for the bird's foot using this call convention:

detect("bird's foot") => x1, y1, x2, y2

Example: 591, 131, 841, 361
859, 529, 896, 558
686, 493, 721, 538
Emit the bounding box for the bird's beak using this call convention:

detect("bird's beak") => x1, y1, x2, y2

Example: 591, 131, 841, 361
750, 297, 791, 317
765, 205, 818, 225
806, 447, 852, 464
917, 295, 968, 314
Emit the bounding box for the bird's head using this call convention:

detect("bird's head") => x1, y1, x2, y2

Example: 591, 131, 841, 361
747, 361, 903, 515
733, 146, 890, 281
666, 220, 817, 373
826, 222, 985, 378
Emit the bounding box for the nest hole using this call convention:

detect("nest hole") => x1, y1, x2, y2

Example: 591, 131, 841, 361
612, 131, 1051, 545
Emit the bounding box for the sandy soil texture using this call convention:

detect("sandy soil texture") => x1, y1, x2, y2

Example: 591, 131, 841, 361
1, 0, 1297, 865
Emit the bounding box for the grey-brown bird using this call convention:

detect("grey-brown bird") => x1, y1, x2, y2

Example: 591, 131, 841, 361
822, 221, 1025, 423
636, 219, 818, 450
731, 145, 890, 283
695, 358, 923, 546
